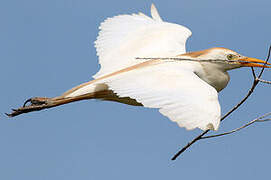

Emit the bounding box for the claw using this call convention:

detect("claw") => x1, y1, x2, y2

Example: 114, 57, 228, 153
23, 98, 32, 107
5, 113, 11, 117
5, 109, 21, 117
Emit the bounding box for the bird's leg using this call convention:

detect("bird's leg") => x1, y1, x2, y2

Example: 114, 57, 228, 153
6, 90, 116, 117
6, 92, 96, 117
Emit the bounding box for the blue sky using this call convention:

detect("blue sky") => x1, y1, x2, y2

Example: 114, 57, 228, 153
1, 0, 271, 179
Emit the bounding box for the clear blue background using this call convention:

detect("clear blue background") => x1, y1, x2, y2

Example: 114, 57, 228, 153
1, 0, 271, 179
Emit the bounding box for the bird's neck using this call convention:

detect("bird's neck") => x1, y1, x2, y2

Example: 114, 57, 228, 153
196, 62, 230, 92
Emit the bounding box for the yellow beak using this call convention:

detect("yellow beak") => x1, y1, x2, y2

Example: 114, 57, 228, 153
238, 57, 271, 68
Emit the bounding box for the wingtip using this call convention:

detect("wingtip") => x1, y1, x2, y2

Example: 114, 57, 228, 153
150, 3, 163, 21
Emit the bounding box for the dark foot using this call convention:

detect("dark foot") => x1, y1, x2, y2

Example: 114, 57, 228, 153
6, 97, 51, 117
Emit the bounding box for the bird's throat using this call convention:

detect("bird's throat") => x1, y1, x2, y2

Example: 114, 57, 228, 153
196, 63, 230, 92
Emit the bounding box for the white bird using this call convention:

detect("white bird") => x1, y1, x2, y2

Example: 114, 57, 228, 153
8, 4, 270, 131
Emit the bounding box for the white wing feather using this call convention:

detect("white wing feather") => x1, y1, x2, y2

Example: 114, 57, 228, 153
150, 4, 163, 21
93, 4, 192, 78
103, 61, 221, 131
91, 4, 220, 131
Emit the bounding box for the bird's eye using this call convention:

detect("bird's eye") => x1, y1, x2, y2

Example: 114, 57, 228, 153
227, 54, 235, 60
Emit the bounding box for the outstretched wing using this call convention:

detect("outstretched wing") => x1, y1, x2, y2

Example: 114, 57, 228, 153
93, 4, 192, 78
104, 60, 221, 131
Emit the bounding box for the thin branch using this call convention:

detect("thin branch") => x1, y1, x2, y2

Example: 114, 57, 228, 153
258, 79, 271, 85
201, 112, 271, 139
251, 67, 256, 79
136, 57, 268, 65
170, 130, 210, 160
171, 45, 271, 161
171, 68, 257, 160
258, 46, 271, 77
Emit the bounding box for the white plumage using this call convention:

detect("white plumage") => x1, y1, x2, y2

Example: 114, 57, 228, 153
103, 60, 220, 130
93, 4, 191, 78
88, 4, 220, 130
9, 4, 270, 131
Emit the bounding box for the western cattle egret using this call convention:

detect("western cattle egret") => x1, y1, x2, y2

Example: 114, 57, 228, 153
7, 4, 270, 131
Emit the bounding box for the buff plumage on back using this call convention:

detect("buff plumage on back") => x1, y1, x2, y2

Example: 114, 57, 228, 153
93, 4, 192, 78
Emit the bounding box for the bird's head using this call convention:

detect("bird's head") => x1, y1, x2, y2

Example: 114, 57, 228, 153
180, 47, 271, 71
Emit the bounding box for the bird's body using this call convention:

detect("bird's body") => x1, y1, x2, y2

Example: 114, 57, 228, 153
8, 4, 270, 131
59, 47, 243, 131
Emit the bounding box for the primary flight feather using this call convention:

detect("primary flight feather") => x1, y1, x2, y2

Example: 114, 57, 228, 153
7, 4, 270, 131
